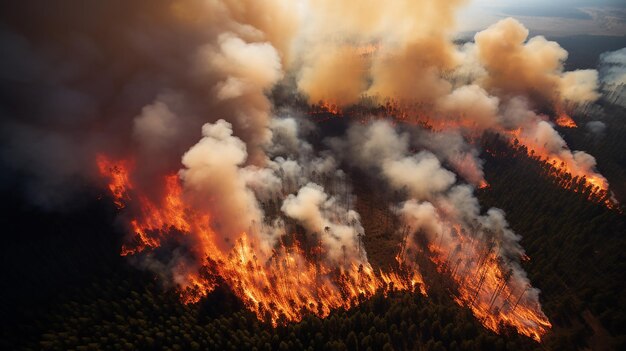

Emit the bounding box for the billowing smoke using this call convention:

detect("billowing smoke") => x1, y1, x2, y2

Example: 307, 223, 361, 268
289, 9, 610, 206
465, 17, 599, 106
0, 2, 606, 207
335, 121, 457, 200
411, 128, 486, 187
282, 182, 364, 264
175, 116, 366, 267
334, 121, 551, 338
436, 84, 500, 130
4, 0, 623, 342
0, 0, 300, 207
294, 0, 464, 105
296, 45, 368, 106
180, 119, 264, 251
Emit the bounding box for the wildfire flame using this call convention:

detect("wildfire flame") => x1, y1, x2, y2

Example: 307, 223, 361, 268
96, 155, 426, 327
504, 130, 618, 209
96, 155, 132, 209
307, 102, 618, 210
97, 153, 553, 341
555, 113, 577, 128
421, 222, 552, 342
310, 100, 342, 115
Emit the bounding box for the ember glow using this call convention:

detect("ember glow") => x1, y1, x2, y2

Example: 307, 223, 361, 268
97, 147, 550, 341
97, 154, 426, 326
96, 155, 132, 209
309, 100, 342, 116
6, 0, 626, 349
310, 99, 618, 210
503, 129, 617, 209
423, 221, 552, 342
555, 112, 577, 128
66, 0, 624, 345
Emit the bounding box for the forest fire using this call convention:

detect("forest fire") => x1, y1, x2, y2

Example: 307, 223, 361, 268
399, 217, 553, 342
205, 234, 382, 325
503, 130, 618, 209
555, 113, 577, 128
7, 0, 626, 349
453, 257, 553, 343
86, 3, 618, 345
305, 102, 617, 209
97, 140, 553, 341
96, 155, 427, 326
379, 269, 427, 296
309, 101, 342, 115
96, 155, 132, 209
449, 247, 552, 342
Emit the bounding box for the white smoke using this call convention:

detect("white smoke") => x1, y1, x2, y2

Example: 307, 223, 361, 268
282, 183, 365, 264
177, 117, 366, 272
9, 1, 621, 339
337, 120, 549, 332
412, 129, 486, 186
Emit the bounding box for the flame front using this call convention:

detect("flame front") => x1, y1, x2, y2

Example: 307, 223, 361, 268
97, 153, 554, 341
309, 101, 619, 210
555, 112, 577, 128
96, 155, 426, 326
438, 243, 552, 342
392, 212, 552, 342
309, 100, 342, 116
504, 129, 617, 209
96, 155, 132, 209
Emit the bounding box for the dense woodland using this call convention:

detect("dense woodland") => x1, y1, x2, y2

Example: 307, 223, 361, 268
1, 100, 625, 350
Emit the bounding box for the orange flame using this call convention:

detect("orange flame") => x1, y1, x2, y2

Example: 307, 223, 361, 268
96, 155, 428, 327
422, 223, 552, 341
216, 235, 382, 325
504, 130, 618, 209
310, 100, 342, 115
305, 102, 617, 209
97, 154, 552, 340
555, 112, 577, 128
96, 154, 132, 209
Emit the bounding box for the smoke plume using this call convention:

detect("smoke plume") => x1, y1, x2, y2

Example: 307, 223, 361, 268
335, 121, 551, 338
4, 0, 624, 341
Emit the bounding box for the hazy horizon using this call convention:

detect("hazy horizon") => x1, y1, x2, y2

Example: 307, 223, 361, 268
457, 0, 626, 37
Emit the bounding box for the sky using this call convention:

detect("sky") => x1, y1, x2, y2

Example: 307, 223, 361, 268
457, 0, 626, 37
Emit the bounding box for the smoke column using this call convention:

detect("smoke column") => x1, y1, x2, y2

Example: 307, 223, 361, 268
3, 0, 623, 342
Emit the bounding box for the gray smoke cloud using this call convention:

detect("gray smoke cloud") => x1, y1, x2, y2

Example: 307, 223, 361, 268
0, 2, 609, 211
411, 129, 486, 186
3, 1, 620, 338
332, 120, 550, 334
0, 0, 299, 207
586, 121, 607, 135
173, 115, 368, 278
